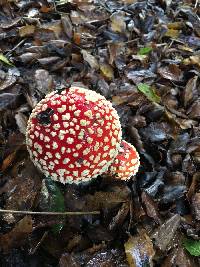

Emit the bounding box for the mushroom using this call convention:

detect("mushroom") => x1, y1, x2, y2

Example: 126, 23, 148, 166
106, 140, 140, 180
26, 86, 122, 184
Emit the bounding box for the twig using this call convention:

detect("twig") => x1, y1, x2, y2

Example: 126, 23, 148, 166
5, 39, 26, 57
0, 209, 100, 216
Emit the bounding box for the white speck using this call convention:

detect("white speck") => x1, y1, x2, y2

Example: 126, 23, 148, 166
53, 123, 60, 130
73, 171, 79, 177
88, 128, 94, 134
81, 169, 89, 176
104, 136, 109, 142
76, 144, 82, 150
104, 146, 109, 151
46, 152, 53, 158
67, 137, 74, 144
62, 113, 70, 120
80, 119, 88, 126
63, 158, 70, 164
74, 110, 81, 116
53, 114, 58, 121
58, 105, 66, 113
89, 155, 94, 161
51, 132, 57, 137
69, 164, 74, 168
75, 125, 80, 130
66, 148, 71, 153
44, 136, 50, 142
35, 131, 39, 138
55, 153, 61, 159
84, 110, 93, 118
61, 147, 66, 154
63, 122, 69, 128
83, 148, 90, 155
61, 95, 67, 101
52, 142, 58, 149
69, 128, 76, 135
73, 153, 79, 157
87, 137, 93, 144
69, 99, 75, 104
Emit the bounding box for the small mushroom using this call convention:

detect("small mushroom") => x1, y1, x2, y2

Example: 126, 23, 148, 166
107, 140, 140, 180
26, 86, 122, 184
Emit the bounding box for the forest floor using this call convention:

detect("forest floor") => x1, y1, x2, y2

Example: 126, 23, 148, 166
0, 0, 200, 266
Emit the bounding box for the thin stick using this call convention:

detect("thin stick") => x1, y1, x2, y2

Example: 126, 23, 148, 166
0, 209, 100, 216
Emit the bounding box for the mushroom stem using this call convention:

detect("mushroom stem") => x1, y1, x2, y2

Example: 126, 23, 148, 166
0, 209, 100, 216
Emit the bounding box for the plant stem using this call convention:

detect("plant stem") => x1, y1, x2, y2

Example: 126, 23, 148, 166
0, 209, 100, 216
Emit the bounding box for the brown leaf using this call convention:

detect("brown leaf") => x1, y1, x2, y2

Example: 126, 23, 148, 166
192, 193, 200, 221
81, 49, 99, 70
1, 160, 41, 223
124, 231, 155, 267
158, 64, 183, 81
183, 76, 198, 107
100, 63, 114, 80
1, 151, 16, 172
0, 216, 33, 252
15, 112, 28, 135
151, 214, 180, 252
19, 25, 35, 37
141, 192, 161, 224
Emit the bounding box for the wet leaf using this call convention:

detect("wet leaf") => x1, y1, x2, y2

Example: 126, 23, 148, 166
19, 25, 35, 37
100, 63, 114, 80
81, 49, 99, 70
151, 214, 181, 251
183, 239, 200, 257
39, 177, 65, 233
125, 231, 155, 267
0, 53, 14, 66
0, 216, 33, 252
138, 47, 152, 55
165, 29, 180, 38
137, 83, 161, 103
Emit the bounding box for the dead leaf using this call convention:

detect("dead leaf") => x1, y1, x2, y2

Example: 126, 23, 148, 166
125, 231, 155, 267
100, 63, 114, 80
19, 25, 35, 37
151, 214, 180, 251
0, 216, 33, 252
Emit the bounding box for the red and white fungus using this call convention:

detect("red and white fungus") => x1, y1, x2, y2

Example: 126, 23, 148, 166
26, 86, 122, 184
107, 140, 140, 180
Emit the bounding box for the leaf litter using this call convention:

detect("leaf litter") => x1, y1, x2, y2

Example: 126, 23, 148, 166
0, 0, 200, 266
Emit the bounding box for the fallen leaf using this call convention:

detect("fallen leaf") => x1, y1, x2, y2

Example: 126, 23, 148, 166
151, 214, 181, 251
81, 49, 99, 69
0, 216, 33, 252
19, 25, 35, 37
165, 29, 180, 38
100, 63, 114, 80
138, 47, 152, 55
39, 177, 65, 233
137, 83, 161, 103
0, 53, 14, 66
125, 231, 155, 267
183, 238, 200, 257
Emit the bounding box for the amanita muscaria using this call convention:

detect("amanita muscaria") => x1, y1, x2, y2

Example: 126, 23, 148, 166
26, 86, 122, 184
106, 140, 140, 180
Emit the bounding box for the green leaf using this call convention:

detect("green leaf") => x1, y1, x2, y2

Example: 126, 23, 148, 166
137, 83, 161, 103
39, 177, 65, 234
183, 238, 200, 257
0, 53, 14, 66
138, 47, 152, 55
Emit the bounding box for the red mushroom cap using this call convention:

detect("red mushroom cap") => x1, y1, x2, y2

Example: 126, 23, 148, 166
107, 140, 140, 180
26, 86, 122, 184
